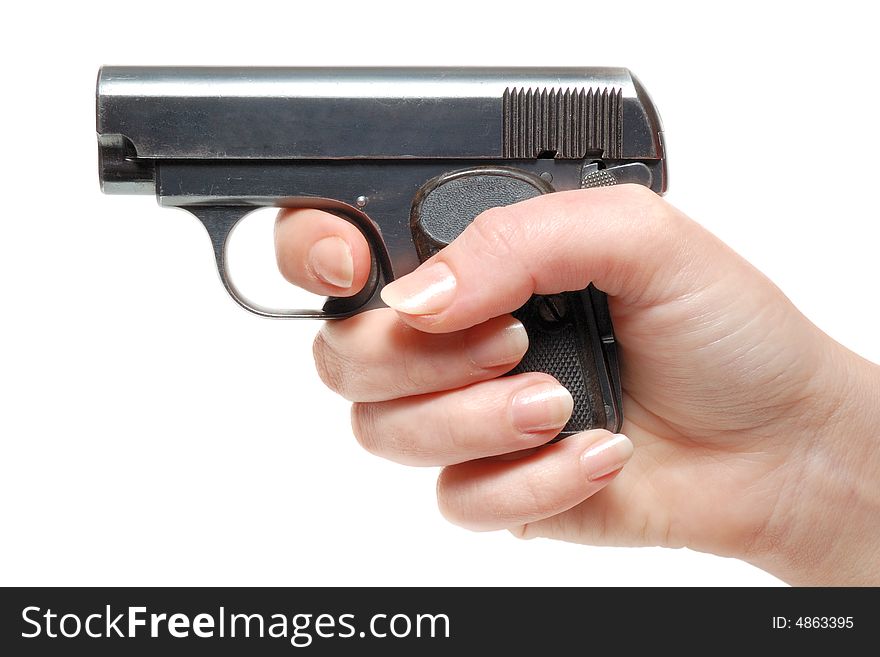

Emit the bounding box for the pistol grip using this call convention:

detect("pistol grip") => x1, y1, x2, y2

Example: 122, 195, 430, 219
410, 167, 623, 436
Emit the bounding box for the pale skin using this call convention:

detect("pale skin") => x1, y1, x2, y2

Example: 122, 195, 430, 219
274, 185, 880, 585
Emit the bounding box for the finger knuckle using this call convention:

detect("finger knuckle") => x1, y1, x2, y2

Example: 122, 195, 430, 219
466, 475, 544, 530
350, 402, 382, 456
468, 206, 522, 261
442, 412, 470, 454
626, 185, 676, 232
312, 330, 352, 397
387, 325, 440, 397
435, 468, 467, 526
511, 474, 553, 519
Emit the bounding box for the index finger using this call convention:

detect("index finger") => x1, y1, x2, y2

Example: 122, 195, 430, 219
275, 208, 372, 297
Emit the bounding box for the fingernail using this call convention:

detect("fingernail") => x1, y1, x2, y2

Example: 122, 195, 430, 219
467, 318, 529, 368
581, 433, 633, 481
380, 262, 456, 315
308, 236, 354, 288
510, 383, 573, 434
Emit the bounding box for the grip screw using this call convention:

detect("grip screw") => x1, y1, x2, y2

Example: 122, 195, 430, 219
356, 195, 368, 208
536, 294, 568, 323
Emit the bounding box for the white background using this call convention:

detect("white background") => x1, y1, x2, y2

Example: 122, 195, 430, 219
1, 1, 878, 586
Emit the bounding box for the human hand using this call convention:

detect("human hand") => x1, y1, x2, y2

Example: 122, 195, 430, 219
275, 185, 880, 585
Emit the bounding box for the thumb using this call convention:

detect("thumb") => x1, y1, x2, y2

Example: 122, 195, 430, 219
380, 184, 725, 333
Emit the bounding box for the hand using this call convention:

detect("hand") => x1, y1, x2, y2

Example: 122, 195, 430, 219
274, 185, 880, 585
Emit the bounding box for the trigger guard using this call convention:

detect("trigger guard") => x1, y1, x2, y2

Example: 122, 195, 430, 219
186, 202, 391, 319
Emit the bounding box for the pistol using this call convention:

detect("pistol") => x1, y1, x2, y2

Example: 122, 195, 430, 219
96, 67, 667, 437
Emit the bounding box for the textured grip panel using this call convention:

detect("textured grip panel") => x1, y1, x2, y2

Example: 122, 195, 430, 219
509, 293, 607, 433
410, 168, 551, 260
410, 167, 622, 435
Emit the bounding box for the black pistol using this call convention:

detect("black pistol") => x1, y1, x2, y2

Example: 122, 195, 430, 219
96, 67, 668, 437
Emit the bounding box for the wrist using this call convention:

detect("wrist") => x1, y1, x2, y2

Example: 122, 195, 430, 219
748, 344, 880, 585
